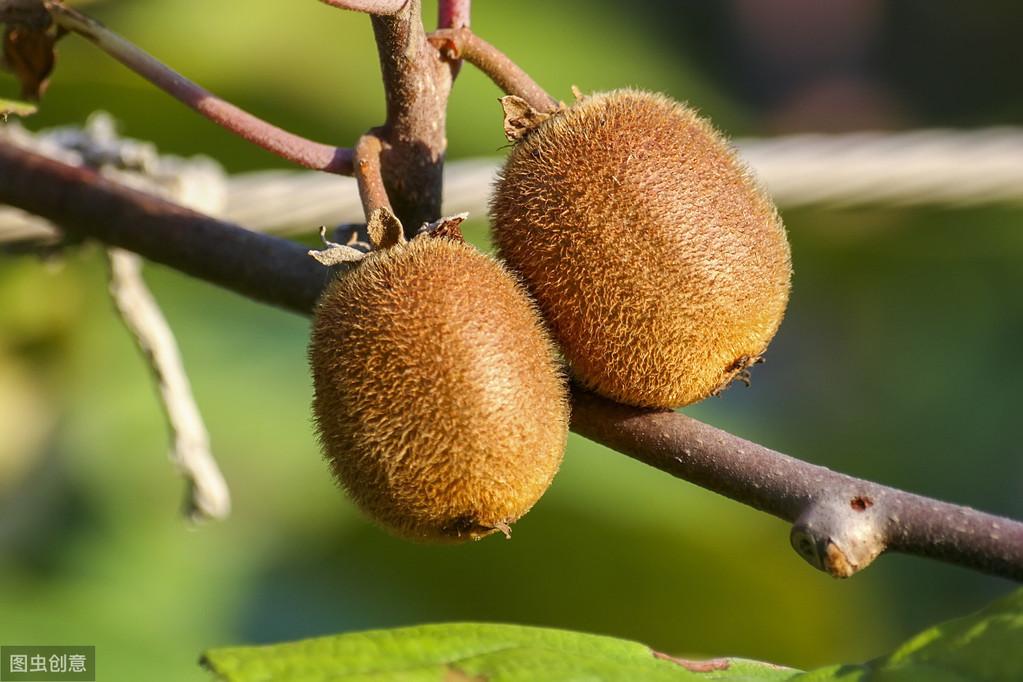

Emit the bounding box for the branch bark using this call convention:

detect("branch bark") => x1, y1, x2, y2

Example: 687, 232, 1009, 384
43, 2, 353, 174
570, 391, 1023, 580
2, 139, 1021, 582
436, 0, 469, 78
370, 0, 452, 232
437, 0, 470, 29
354, 133, 392, 216
0, 142, 328, 313
318, 0, 407, 14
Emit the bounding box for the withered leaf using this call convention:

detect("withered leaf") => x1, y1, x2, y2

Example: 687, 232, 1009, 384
421, 212, 468, 242
500, 95, 550, 142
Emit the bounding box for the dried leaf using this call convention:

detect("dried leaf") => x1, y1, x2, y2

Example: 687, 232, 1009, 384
307, 245, 366, 266
420, 212, 468, 242
500, 95, 550, 142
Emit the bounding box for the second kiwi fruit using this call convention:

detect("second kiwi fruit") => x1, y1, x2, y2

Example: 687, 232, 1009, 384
491, 89, 792, 409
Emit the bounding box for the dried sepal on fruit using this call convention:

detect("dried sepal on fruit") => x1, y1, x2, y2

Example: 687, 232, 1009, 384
309, 230, 569, 541
491, 89, 792, 409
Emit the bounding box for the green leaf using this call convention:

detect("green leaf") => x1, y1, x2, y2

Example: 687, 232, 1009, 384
202, 589, 1023, 682
796, 588, 1023, 682
201, 623, 797, 682
0, 97, 37, 118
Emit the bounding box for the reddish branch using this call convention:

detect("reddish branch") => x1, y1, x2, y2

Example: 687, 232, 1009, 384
2, 140, 1021, 582
436, 0, 470, 78
429, 28, 558, 113
438, 0, 470, 29
43, 2, 353, 174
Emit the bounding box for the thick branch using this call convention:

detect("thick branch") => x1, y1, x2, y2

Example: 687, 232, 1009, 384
2, 140, 1021, 581
43, 2, 353, 174
0, 142, 328, 312
370, 0, 451, 231
429, 28, 558, 113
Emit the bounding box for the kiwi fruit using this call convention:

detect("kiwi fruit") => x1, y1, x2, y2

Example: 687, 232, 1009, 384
309, 233, 568, 541
491, 89, 792, 409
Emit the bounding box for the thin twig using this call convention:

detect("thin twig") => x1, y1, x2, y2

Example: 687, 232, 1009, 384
3, 140, 1021, 581
429, 28, 558, 113
318, 0, 407, 14
43, 2, 354, 174
107, 248, 230, 521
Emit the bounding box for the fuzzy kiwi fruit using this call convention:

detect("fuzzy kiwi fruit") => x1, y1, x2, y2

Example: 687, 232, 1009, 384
309, 233, 568, 541
491, 89, 792, 409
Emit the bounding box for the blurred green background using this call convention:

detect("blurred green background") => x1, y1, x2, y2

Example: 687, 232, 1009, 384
2, 0, 1022, 679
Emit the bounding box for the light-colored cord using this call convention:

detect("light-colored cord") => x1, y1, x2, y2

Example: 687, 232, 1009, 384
4, 121, 1023, 246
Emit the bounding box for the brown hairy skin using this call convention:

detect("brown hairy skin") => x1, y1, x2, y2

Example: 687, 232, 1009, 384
309, 236, 569, 541
491, 89, 792, 408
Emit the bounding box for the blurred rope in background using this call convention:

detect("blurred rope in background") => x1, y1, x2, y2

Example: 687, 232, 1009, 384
3, 119, 1023, 245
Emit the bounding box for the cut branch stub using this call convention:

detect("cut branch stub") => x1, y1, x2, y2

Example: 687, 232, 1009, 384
500, 95, 551, 142
367, 206, 405, 249
791, 496, 886, 578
